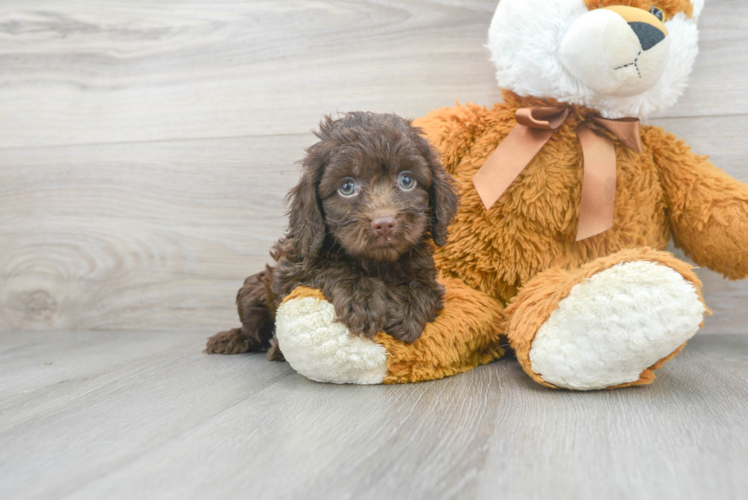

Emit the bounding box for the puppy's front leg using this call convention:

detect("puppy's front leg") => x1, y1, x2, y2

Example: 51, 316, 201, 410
323, 278, 387, 339
383, 281, 444, 344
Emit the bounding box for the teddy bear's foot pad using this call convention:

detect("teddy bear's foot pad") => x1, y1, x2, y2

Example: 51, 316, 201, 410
275, 292, 389, 385
529, 261, 705, 390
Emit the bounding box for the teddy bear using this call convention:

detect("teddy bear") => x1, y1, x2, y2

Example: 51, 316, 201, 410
274, 0, 748, 390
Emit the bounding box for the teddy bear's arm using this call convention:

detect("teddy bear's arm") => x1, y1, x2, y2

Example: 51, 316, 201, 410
275, 278, 506, 385
648, 126, 748, 279
412, 103, 493, 175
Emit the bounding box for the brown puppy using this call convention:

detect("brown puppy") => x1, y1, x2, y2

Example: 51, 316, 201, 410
206, 112, 459, 359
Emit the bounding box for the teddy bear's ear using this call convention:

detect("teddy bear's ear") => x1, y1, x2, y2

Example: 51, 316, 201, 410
411, 127, 459, 247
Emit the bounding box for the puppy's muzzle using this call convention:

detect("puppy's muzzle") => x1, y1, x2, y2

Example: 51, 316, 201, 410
371, 214, 397, 238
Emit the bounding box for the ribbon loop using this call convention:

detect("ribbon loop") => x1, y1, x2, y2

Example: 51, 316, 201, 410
472, 105, 643, 240
516, 106, 570, 130
589, 116, 643, 154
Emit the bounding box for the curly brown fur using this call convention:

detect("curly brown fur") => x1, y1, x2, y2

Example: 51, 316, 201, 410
204, 268, 275, 355
207, 112, 459, 359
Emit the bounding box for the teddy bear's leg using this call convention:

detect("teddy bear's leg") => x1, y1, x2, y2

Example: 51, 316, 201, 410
275, 277, 506, 384
506, 248, 707, 391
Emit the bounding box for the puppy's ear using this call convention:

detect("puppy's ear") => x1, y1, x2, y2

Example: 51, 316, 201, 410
413, 128, 459, 246
286, 131, 334, 255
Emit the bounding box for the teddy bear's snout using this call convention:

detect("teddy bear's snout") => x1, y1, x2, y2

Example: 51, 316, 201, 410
558, 5, 670, 98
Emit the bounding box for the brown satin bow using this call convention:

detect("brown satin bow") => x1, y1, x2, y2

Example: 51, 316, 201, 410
472, 106, 643, 241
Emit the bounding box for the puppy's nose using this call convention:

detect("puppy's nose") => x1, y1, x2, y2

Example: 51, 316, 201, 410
371, 215, 397, 237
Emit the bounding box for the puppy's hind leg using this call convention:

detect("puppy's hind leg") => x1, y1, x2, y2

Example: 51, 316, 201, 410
206, 268, 275, 355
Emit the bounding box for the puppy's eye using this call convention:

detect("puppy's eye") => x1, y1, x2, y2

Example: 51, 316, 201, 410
649, 7, 664, 22
398, 172, 416, 191
338, 179, 357, 197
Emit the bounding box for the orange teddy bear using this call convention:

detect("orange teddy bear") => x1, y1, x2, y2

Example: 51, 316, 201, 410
275, 0, 748, 390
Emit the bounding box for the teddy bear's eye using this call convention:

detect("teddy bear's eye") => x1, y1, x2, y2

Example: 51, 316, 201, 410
398, 172, 416, 191
338, 178, 358, 197
649, 7, 664, 22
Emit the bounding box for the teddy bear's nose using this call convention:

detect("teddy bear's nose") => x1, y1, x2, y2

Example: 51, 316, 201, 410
628, 22, 666, 51
371, 215, 397, 237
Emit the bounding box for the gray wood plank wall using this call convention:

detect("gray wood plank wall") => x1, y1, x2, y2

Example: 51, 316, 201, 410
1, 0, 746, 333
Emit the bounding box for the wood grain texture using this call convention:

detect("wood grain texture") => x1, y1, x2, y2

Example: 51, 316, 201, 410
0, 135, 309, 331
1, 331, 747, 500
0, 0, 747, 333
0, 0, 503, 149
0, 0, 745, 150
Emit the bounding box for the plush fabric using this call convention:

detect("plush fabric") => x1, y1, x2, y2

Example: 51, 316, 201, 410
275, 0, 748, 389
375, 276, 505, 384
489, 0, 701, 120
407, 87, 746, 388
505, 248, 707, 390
276, 287, 390, 385
417, 91, 748, 304
278, 278, 505, 385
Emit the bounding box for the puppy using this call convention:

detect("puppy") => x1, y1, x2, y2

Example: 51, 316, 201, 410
206, 111, 459, 359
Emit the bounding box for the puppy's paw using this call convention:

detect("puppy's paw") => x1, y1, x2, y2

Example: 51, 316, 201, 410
266, 337, 286, 362
334, 299, 387, 339
205, 328, 256, 354
384, 318, 426, 344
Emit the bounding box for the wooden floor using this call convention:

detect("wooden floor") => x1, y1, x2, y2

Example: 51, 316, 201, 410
1, 331, 747, 500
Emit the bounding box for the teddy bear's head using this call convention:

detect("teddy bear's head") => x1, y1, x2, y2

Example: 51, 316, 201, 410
488, 0, 704, 119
